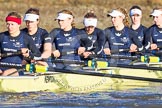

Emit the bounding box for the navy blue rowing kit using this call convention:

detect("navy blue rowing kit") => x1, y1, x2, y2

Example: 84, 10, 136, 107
49, 27, 93, 69
105, 26, 143, 54
0, 31, 41, 72
145, 24, 162, 47
80, 28, 105, 54
104, 26, 143, 64
130, 24, 147, 46
145, 24, 162, 56
130, 24, 147, 56
21, 27, 51, 53
50, 28, 93, 60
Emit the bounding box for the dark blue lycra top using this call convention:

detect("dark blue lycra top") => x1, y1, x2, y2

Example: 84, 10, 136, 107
0, 31, 41, 71
130, 24, 147, 46
49, 27, 93, 60
21, 27, 51, 53
80, 27, 105, 55
104, 26, 143, 56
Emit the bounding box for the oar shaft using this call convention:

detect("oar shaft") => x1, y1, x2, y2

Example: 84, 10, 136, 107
111, 49, 130, 54
89, 54, 138, 60
48, 68, 162, 83
109, 64, 162, 71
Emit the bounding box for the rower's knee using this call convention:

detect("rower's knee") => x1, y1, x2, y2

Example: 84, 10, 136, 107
1, 69, 19, 76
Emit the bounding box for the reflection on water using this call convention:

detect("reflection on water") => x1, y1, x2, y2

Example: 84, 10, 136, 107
0, 86, 162, 108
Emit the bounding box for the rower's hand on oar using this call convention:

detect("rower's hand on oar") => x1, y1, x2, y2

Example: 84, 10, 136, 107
53, 50, 60, 58
83, 52, 92, 58
104, 48, 111, 55
151, 44, 159, 50
78, 47, 86, 55
36, 61, 48, 66
129, 44, 137, 52
21, 48, 29, 58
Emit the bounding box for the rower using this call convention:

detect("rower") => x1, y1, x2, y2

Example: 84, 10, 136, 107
0, 11, 41, 76
129, 5, 148, 56
22, 8, 52, 67
104, 7, 143, 65
145, 8, 162, 58
80, 10, 105, 58
49, 9, 93, 70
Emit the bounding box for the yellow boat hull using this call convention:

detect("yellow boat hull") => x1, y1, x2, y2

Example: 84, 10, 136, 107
0, 68, 162, 93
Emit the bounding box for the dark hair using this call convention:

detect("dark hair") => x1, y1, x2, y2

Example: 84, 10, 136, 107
130, 5, 142, 11
25, 8, 39, 15
84, 10, 97, 18
7, 11, 21, 18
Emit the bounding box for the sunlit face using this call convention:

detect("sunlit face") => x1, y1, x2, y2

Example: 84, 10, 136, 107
6, 21, 20, 35
26, 20, 39, 31
85, 26, 95, 35
153, 14, 162, 27
58, 18, 73, 30
111, 16, 123, 27
131, 14, 142, 24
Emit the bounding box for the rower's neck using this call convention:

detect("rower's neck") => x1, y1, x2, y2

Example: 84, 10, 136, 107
115, 23, 125, 31
131, 23, 140, 30
10, 30, 20, 37
64, 26, 72, 31
28, 27, 38, 35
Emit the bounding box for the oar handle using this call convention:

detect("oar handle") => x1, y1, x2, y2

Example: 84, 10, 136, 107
111, 49, 130, 54
60, 50, 77, 56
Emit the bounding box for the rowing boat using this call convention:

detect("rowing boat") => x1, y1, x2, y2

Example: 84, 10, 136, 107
0, 65, 162, 93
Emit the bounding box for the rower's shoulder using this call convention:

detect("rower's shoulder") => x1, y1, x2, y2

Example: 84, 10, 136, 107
147, 24, 156, 30
104, 26, 113, 31
49, 28, 61, 35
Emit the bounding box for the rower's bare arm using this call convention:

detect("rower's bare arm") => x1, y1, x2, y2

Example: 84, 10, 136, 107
41, 43, 52, 58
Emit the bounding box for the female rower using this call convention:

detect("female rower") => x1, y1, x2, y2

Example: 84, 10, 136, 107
104, 7, 143, 65
49, 9, 93, 70
145, 8, 162, 57
80, 10, 105, 58
129, 5, 148, 48
22, 8, 52, 66
0, 11, 41, 76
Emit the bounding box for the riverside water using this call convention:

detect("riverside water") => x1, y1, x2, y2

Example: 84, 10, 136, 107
0, 85, 162, 108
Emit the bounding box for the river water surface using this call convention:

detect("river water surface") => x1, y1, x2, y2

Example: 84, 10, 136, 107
0, 84, 162, 108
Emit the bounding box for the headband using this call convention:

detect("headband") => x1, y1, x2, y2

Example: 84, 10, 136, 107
6, 16, 21, 25
150, 10, 162, 17
24, 13, 39, 21
108, 10, 125, 18
84, 18, 97, 27
130, 9, 142, 16
55, 13, 73, 20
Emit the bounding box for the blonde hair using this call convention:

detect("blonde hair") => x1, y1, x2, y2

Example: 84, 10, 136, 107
58, 9, 75, 27
116, 7, 129, 27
